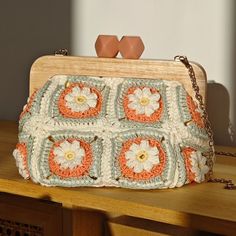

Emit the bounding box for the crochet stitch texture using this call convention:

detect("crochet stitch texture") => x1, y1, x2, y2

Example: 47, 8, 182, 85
13, 75, 213, 189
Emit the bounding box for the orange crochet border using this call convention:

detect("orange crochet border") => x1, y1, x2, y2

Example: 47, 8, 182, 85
49, 138, 93, 178
19, 90, 38, 120
118, 137, 166, 180
58, 83, 102, 118
182, 147, 196, 183
187, 95, 204, 128
123, 87, 163, 123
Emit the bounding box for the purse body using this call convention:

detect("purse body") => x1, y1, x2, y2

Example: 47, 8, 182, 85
13, 56, 213, 189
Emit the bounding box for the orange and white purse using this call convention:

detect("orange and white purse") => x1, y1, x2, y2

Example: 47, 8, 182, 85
13, 54, 215, 189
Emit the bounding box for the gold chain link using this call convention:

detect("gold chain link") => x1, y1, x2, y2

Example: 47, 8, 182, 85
215, 151, 236, 157
174, 56, 214, 149
54, 48, 68, 56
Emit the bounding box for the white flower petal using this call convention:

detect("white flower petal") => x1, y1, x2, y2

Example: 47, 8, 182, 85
150, 102, 160, 110
87, 99, 97, 108
55, 155, 67, 165
133, 88, 142, 98
62, 162, 72, 169
126, 159, 136, 168
76, 148, 85, 158
142, 87, 152, 97
72, 86, 81, 94
194, 175, 202, 183
80, 103, 90, 112
133, 163, 144, 173
143, 161, 153, 171
65, 100, 75, 106
145, 106, 155, 116
148, 146, 159, 156
150, 93, 161, 102
90, 93, 98, 100
81, 87, 91, 96
128, 94, 138, 102
60, 141, 71, 150
125, 150, 135, 160
148, 154, 160, 165
140, 140, 149, 149
70, 141, 80, 149
65, 93, 74, 102
130, 143, 140, 152
135, 105, 145, 114
128, 101, 139, 110
53, 147, 64, 157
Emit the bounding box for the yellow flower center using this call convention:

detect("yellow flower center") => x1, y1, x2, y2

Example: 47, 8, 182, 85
64, 151, 75, 160
136, 150, 148, 162
76, 95, 87, 104
139, 97, 150, 106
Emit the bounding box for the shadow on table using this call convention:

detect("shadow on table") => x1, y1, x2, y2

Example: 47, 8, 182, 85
207, 81, 235, 146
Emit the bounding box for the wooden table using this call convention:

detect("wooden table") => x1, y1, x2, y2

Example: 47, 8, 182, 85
0, 120, 236, 235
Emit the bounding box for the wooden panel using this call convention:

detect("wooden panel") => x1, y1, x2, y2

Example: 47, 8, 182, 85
0, 121, 236, 235
29, 56, 207, 101
0, 193, 62, 236
72, 208, 105, 236
107, 216, 194, 236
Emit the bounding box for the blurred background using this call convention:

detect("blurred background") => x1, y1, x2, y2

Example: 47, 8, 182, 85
0, 0, 235, 146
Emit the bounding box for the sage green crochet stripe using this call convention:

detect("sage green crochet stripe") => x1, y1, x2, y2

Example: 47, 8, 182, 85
25, 136, 36, 181
17, 133, 33, 174
175, 145, 187, 186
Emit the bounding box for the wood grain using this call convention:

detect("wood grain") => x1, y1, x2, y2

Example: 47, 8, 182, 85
29, 56, 207, 101
0, 193, 62, 236
107, 216, 194, 236
0, 121, 236, 235
72, 209, 105, 236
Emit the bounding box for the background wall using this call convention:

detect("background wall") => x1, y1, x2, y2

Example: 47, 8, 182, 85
72, 0, 236, 146
0, 0, 235, 146
0, 0, 71, 120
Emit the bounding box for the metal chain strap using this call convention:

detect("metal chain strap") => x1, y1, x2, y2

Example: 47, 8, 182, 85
215, 151, 236, 157
174, 56, 214, 147
54, 48, 68, 56
175, 55, 236, 189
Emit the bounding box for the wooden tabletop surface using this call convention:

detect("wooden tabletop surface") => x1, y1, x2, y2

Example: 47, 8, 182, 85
0, 120, 236, 235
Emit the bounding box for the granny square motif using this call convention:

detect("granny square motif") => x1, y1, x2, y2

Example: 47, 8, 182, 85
13, 75, 213, 189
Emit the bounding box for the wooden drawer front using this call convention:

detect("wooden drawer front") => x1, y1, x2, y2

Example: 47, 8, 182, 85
0, 217, 43, 236
107, 216, 194, 236
0, 193, 62, 236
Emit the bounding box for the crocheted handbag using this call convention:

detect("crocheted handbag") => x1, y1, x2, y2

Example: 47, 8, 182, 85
13, 54, 214, 189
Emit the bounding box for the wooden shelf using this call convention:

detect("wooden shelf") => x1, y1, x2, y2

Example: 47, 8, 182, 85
0, 120, 236, 235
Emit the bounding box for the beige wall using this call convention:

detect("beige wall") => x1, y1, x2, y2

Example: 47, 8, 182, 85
72, 0, 236, 146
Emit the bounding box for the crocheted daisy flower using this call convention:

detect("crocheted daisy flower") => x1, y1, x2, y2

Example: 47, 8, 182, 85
125, 140, 160, 173
127, 87, 161, 117
65, 86, 98, 112
190, 151, 209, 183
53, 140, 85, 169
